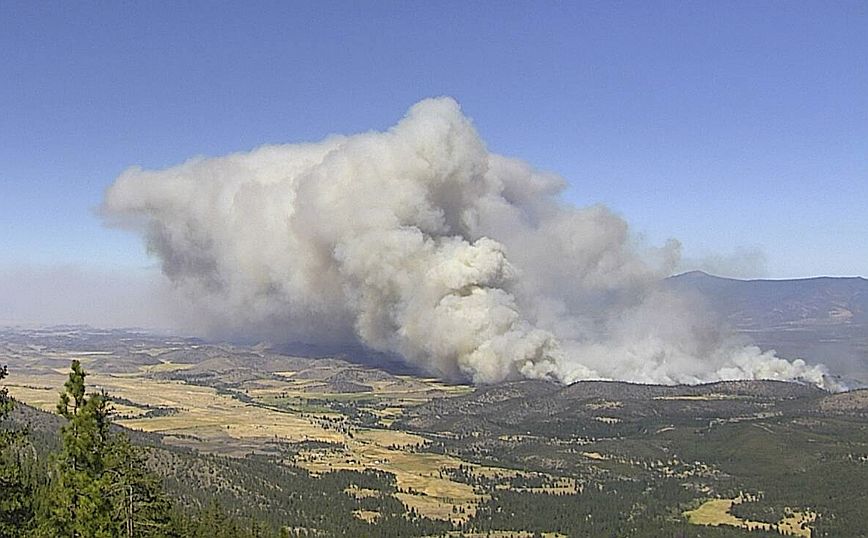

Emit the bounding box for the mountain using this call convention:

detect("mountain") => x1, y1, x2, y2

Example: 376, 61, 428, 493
667, 271, 868, 384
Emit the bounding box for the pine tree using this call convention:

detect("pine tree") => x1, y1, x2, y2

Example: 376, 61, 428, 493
39, 360, 115, 537
191, 500, 240, 538
0, 365, 35, 537
39, 360, 177, 537
101, 434, 176, 537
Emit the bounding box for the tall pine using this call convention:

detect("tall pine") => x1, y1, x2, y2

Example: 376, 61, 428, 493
39, 360, 176, 537
39, 360, 115, 537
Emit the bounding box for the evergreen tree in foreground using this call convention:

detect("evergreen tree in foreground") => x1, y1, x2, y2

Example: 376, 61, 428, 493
0, 365, 35, 537
39, 360, 114, 536
101, 434, 175, 537
38, 360, 174, 537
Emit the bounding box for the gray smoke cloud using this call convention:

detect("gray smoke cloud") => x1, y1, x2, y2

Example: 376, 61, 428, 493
102, 97, 836, 389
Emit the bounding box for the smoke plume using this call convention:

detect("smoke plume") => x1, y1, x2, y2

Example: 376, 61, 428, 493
103, 98, 836, 389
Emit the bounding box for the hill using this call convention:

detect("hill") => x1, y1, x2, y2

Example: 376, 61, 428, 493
667, 271, 868, 384
3, 326, 867, 536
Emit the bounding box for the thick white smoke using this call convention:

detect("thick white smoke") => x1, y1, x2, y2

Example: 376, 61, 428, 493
103, 98, 836, 389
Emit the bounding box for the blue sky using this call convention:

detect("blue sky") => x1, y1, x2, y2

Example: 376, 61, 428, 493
2, 1, 866, 282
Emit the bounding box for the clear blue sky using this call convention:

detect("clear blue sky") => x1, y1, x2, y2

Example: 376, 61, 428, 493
2, 1, 866, 279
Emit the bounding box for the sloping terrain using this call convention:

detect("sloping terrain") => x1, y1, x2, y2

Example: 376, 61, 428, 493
668, 271, 868, 328
667, 271, 868, 384
397, 379, 868, 537
3, 326, 868, 536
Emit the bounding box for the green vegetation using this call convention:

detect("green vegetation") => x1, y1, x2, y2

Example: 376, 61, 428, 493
398, 380, 868, 537
2, 328, 867, 537
0, 365, 35, 537
26, 361, 173, 537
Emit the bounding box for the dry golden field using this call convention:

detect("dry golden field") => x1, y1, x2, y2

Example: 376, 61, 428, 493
4, 360, 504, 521
684, 495, 815, 538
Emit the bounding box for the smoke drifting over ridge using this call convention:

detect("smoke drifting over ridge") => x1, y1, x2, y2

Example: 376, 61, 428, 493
103, 98, 835, 389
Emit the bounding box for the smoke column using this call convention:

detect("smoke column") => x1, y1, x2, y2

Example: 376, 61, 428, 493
103, 98, 836, 389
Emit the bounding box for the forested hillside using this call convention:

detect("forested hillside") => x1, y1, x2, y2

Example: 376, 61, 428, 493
2, 328, 867, 537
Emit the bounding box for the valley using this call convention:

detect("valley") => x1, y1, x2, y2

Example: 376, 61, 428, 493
3, 326, 868, 536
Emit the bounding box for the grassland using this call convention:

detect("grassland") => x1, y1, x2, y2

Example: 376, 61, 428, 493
4, 328, 866, 537
684, 498, 773, 532
4, 359, 496, 521
684, 496, 815, 538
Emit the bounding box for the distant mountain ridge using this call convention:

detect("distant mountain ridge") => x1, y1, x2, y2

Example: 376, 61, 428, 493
668, 271, 868, 328
667, 271, 868, 385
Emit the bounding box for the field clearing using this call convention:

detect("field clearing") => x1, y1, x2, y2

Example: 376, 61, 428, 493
778, 511, 816, 538
344, 486, 380, 499
352, 509, 380, 523
6, 383, 61, 412
495, 476, 580, 495
684, 497, 814, 537
100, 376, 344, 445
299, 438, 483, 521
395, 492, 476, 522
367, 405, 405, 426
684, 499, 759, 528
110, 402, 149, 418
